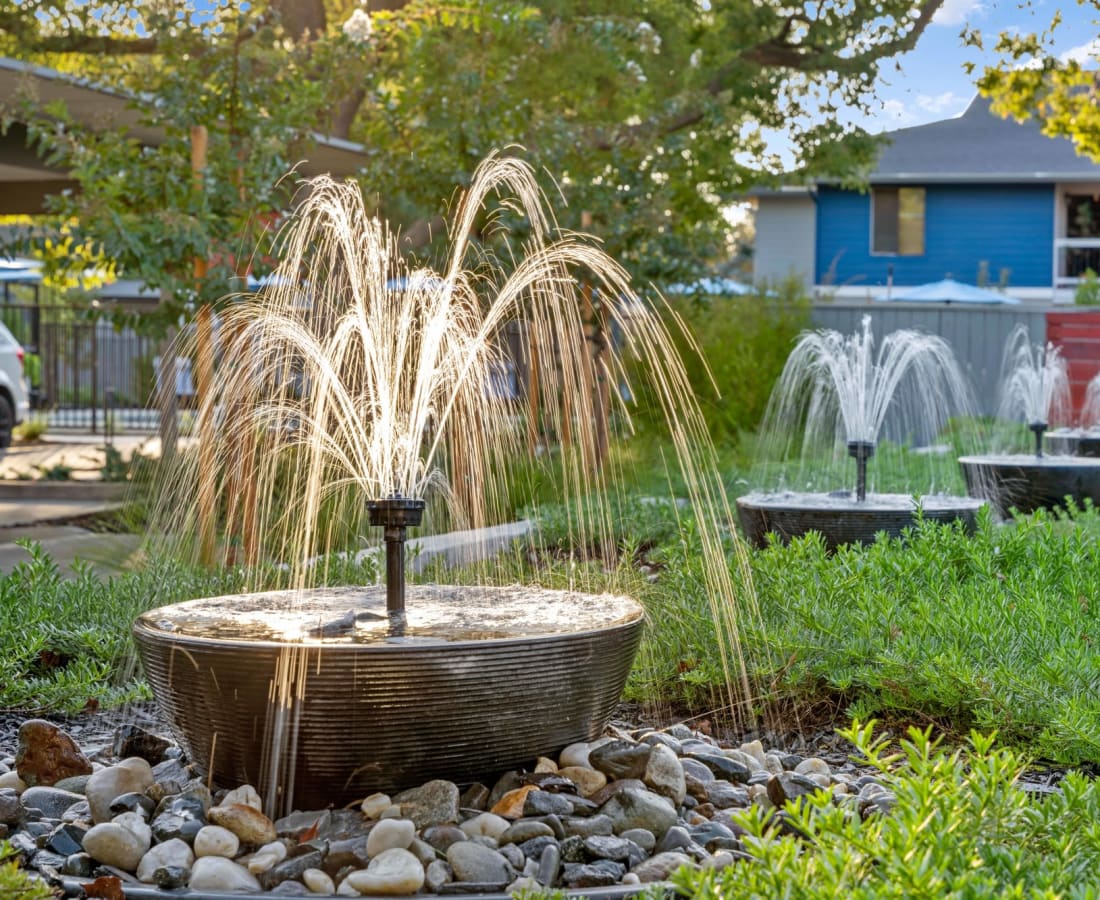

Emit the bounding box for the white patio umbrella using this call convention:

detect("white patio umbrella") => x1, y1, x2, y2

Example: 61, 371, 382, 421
886, 278, 1021, 305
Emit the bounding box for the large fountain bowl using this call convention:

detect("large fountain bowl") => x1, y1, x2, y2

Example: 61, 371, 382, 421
134, 585, 644, 813
959, 454, 1100, 515
737, 492, 984, 551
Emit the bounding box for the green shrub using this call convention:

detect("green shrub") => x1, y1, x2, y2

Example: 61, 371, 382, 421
1075, 268, 1100, 306
0, 841, 53, 899
13, 415, 47, 443
674, 722, 1100, 898
628, 278, 811, 446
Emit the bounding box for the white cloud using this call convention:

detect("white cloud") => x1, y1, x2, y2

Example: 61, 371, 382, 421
916, 91, 969, 115
932, 0, 984, 26
1060, 38, 1100, 64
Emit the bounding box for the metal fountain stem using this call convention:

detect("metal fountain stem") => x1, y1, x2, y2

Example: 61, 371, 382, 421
847, 440, 875, 503
1029, 422, 1046, 459
367, 495, 426, 626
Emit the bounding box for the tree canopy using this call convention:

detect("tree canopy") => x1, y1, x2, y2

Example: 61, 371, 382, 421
968, 8, 1100, 163
1, 0, 948, 316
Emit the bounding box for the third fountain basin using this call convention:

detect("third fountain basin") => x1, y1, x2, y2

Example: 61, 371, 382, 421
959, 454, 1100, 515
737, 491, 984, 551
134, 585, 643, 815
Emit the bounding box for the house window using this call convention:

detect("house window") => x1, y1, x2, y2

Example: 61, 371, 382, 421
872, 187, 925, 255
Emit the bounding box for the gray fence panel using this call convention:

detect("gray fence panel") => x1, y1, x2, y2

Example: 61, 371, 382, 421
810, 302, 1048, 416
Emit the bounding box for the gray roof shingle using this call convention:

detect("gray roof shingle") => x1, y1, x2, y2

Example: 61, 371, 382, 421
872, 94, 1100, 183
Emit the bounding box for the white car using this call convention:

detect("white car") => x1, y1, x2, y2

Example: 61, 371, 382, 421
0, 323, 29, 448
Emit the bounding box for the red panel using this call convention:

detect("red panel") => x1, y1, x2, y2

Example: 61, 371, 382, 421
1047, 311, 1100, 422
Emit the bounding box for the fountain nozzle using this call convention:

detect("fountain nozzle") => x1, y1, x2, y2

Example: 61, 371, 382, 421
847, 440, 876, 503
1029, 422, 1047, 459
367, 495, 426, 626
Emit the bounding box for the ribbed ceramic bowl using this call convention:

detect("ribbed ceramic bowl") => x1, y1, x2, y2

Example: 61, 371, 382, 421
134, 585, 644, 815
737, 492, 984, 551
960, 454, 1100, 515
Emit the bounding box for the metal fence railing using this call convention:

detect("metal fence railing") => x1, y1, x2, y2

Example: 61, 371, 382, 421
1, 303, 162, 433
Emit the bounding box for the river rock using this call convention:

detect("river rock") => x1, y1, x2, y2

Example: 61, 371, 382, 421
0, 788, 27, 824
423, 824, 467, 852
136, 837, 194, 882
489, 786, 539, 819
86, 758, 154, 823
361, 793, 392, 820
631, 850, 694, 882
561, 814, 613, 838
425, 858, 453, 892
447, 841, 513, 883
644, 743, 686, 804
558, 766, 606, 799
112, 724, 171, 766
523, 791, 573, 817
344, 847, 425, 895
392, 780, 459, 829
621, 827, 656, 852
221, 784, 262, 811
208, 802, 277, 846
589, 741, 652, 781
15, 720, 92, 788
499, 820, 554, 845
767, 772, 824, 808
246, 839, 288, 874
0, 772, 26, 792
82, 821, 150, 870
367, 818, 417, 856
189, 855, 262, 892
460, 812, 509, 841
303, 868, 336, 894
705, 781, 750, 809
599, 787, 677, 838
558, 742, 592, 769
193, 824, 240, 858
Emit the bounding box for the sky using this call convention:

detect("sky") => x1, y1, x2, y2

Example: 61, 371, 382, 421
859, 0, 1100, 133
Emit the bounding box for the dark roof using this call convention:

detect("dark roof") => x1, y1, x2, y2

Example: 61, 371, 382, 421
872, 94, 1100, 183
0, 57, 368, 213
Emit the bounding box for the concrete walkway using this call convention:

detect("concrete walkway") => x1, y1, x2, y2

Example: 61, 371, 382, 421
0, 434, 152, 578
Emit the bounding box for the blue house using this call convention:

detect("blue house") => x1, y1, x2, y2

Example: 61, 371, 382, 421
753, 96, 1100, 302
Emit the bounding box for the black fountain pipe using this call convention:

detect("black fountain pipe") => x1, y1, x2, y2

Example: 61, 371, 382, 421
367, 495, 426, 627
847, 440, 876, 503
1029, 422, 1046, 459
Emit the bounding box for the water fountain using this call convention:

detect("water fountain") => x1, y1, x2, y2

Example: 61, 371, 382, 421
134, 155, 753, 816
959, 326, 1100, 514
737, 316, 984, 550
1045, 370, 1100, 457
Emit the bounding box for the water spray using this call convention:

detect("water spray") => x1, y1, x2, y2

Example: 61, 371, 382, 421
847, 440, 875, 503
367, 495, 426, 628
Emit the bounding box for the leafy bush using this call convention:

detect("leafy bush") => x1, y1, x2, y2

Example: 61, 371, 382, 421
1075, 268, 1100, 306
13, 415, 47, 443
674, 722, 1100, 898
627, 279, 811, 447
0, 543, 379, 713
0, 841, 53, 899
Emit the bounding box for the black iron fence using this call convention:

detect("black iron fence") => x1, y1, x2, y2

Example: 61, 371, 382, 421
1, 302, 162, 433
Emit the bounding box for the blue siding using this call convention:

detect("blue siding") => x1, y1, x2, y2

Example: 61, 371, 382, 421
815, 184, 1054, 287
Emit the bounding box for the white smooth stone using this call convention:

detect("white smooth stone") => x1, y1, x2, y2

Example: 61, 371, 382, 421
336, 876, 360, 895
739, 740, 767, 767
795, 757, 831, 777
0, 772, 26, 792
189, 856, 262, 892
194, 825, 240, 858
303, 867, 336, 894
137, 838, 195, 883
344, 848, 425, 896
367, 818, 416, 857
247, 840, 288, 874
459, 812, 509, 840
83, 822, 148, 871
361, 793, 392, 820
558, 742, 591, 769
85, 758, 154, 824
112, 810, 152, 847
221, 784, 262, 811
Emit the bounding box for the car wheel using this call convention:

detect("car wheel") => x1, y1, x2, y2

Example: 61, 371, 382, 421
0, 395, 14, 449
